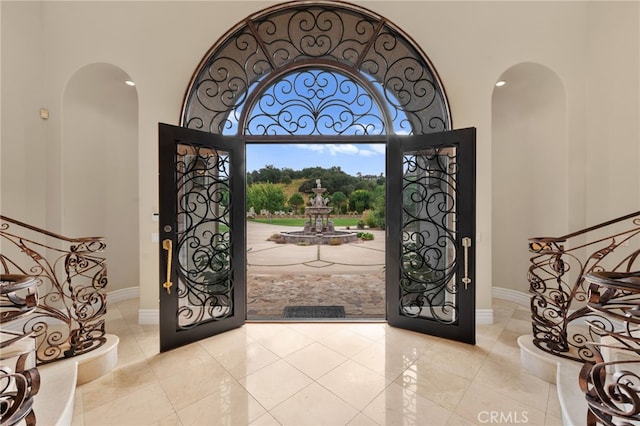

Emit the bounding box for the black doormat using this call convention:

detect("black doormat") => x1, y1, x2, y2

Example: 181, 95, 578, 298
283, 305, 346, 319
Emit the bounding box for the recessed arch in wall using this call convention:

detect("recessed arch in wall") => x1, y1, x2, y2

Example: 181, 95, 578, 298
62, 62, 140, 294
491, 62, 568, 295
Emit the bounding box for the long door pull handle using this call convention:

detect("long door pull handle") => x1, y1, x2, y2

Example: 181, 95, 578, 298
462, 237, 472, 290
162, 239, 173, 294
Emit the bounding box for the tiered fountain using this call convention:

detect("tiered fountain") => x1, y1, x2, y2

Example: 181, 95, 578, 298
280, 179, 357, 245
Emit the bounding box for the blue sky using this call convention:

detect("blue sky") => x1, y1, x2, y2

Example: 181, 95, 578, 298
246, 143, 385, 177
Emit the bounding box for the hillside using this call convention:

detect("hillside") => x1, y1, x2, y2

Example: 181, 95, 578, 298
277, 178, 309, 201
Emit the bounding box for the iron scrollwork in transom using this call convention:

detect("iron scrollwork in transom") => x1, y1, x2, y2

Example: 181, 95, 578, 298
181, 2, 450, 136
246, 68, 386, 135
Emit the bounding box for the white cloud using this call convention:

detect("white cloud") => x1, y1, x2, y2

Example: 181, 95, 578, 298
368, 144, 386, 154
294, 143, 384, 158
294, 144, 325, 152
327, 144, 359, 156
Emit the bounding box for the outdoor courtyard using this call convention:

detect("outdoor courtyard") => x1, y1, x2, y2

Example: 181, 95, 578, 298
245, 221, 386, 320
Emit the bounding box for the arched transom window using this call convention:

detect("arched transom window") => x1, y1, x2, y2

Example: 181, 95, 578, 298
181, 1, 451, 136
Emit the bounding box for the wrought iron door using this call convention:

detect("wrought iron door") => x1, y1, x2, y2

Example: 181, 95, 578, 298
158, 123, 245, 352
386, 128, 476, 344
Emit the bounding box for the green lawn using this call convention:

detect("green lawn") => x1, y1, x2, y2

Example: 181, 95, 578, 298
249, 217, 361, 227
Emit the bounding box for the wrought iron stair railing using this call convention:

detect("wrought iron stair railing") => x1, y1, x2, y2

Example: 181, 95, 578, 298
581, 270, 640, 425
528, 211, 640, 363
1, 274, 40, 426
0, 215, 108, 365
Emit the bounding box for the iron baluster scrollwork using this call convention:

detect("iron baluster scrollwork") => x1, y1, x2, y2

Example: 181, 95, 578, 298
1, 275, 41, 426
528, 212, 640, 363
175, 144, 233, 327
401, 146, 458, 322
182, 2, 451, 137
581, 271, 640, 425
0, 216, 107, 365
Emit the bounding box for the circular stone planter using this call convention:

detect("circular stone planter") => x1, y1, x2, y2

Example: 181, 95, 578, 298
279, 230, 358, 245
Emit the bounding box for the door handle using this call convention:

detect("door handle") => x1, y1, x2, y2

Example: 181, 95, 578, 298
462, 237, 472, 289
162, 239, 173, 294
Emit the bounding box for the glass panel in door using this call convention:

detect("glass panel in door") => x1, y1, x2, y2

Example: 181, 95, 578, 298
159, 123, 245, 352
387, 128, 476, 344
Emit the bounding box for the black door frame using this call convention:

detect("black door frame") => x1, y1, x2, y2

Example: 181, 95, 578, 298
159, 123, 246, 352
386, 128, 476, 344
159, 126, 476, 351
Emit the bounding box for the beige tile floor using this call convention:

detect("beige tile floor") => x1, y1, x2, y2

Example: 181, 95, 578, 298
72, 298, 563, 426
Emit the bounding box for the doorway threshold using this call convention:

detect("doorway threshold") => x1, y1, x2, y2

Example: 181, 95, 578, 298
246, 318, 387, 323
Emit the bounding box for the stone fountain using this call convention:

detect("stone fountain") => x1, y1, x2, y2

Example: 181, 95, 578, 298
280, 179, 358, 245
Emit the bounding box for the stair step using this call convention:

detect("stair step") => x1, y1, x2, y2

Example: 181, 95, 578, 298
26, 334, 119, 425
518, 335, 587, 425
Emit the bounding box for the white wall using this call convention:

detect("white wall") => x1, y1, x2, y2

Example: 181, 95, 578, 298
1, 1, 638, 319
0, 2, 48, 226
492, 63, 567, 292
62, 63, 139, 292
585, 2, 640, 224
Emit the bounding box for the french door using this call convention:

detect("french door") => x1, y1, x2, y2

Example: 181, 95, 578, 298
158, 123, 245, 352
159, 123, 476, 351
386, 128, 476, 344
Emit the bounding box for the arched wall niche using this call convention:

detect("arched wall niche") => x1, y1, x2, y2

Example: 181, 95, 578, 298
62, 62, 140, 293
491, 62, 568, 294
181, 0, 451, 136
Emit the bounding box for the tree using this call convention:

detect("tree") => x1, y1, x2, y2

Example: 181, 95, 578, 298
255, 164, 282, 183
367, 184, 386, 229
246, 183, 286, 219
263, 184, 286, 215
296, 166, 360, 196
369, 184, 385, 211
331, 191, 347, 215
288, 192, 305, 214
348, 189, 371, 214
246, 184, 267, 213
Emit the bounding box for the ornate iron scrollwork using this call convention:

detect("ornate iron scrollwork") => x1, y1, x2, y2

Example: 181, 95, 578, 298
528, 214, 640, 363
0, 217, 107, 365
181, 2, 450, 137
175, 144, 233, 327
1, 275, 41, 426
401, 147, 458, 322
580, 271, 640, 425
246, 69, 386, 135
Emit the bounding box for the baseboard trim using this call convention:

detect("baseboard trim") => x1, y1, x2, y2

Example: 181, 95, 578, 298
135, 308, 496, 326
107, 286, 531, 325
492, 286, 530, 306
138, 309, 159, 325
107, 286, 139, 304
111, 286, 582, 330
476, 309, 494, 325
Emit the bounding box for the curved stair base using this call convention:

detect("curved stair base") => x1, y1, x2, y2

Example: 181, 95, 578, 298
518, 335, 585, 426
32, 334, 119, 425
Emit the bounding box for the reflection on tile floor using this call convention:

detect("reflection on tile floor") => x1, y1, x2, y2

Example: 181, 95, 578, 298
73, 298, 563, 426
